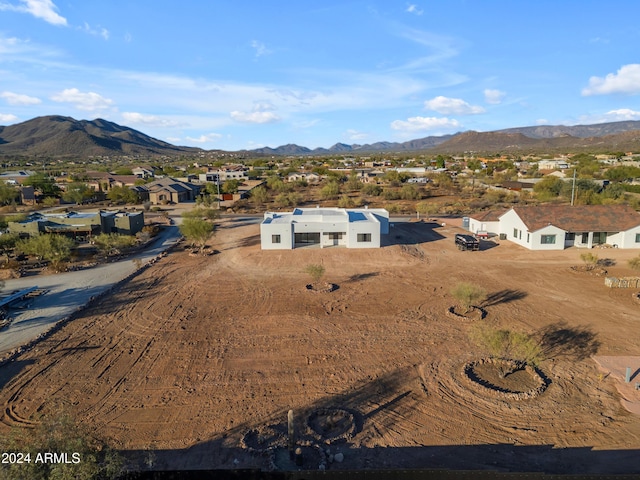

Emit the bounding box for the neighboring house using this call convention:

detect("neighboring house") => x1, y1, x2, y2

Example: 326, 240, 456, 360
501, 181, 534, 192
407, 177, 429, 184
19, 186, 36, 205
468, 209, 507, 237
199, 172, 220, 183
219, 165, 249, 181
468, 205, 640, 250
0, 170, 36, 185
537, 159, 570, 170
8, 211, 144, 238
358, 170, 384, 184
85, 172, 139, 192
140, 177, 201, 204
132, 166, 155, 179
394, 167, 428, 176
286, 172, 322, 183
261, 207, 389, 250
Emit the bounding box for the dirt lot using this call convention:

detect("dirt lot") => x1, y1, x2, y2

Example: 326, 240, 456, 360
1, 218, 640, 474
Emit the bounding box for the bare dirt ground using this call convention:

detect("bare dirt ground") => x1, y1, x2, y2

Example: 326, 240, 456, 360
1, 218, 640, 474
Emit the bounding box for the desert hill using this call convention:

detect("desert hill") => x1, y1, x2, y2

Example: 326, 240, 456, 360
0, 115, 200, 157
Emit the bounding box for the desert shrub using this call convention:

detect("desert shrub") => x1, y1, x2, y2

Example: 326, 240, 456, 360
304, 264, 325, 283
416, 201, 440, 215
179, 217, 215, 249
580, 252, 598, 270
381, 188, 400, 200
451, 282, 487, 313
0, 407, 122, 480
320, 181, 340, 199
361, 184, 382, 196
629, 255, 640, 272
337, 194, 355, 208
251, 186, 269, 204
93, 233, 137, 256
275, 192, 303, 207
182, 207, 219, 221
400, 184, 420, 200
384, 203, 401, 214
470, 323, 544, 368
16, 234, 74, 270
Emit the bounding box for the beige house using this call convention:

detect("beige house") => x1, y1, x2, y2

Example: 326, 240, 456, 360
8, 210, 144, 238
140, 177, 201, 204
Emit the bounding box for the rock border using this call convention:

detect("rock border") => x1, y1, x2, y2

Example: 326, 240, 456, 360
446, 305, 486, 320
306, 408, 357, 443
569, 265, 608, 276
462, 358, 549, 400
305, 283, 338, 294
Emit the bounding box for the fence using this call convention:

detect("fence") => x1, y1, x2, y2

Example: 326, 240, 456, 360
604, 276, 640, 288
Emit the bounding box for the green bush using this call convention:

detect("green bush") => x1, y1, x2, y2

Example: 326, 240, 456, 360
451, 282, 487, 313
304, 264, 325, 283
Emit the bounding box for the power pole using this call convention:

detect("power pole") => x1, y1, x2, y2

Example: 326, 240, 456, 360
570, 168, 577, 206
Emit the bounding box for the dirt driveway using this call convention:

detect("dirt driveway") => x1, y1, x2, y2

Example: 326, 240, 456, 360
1, 219, 639, 474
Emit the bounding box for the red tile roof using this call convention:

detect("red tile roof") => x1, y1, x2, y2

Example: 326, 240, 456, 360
471, 209, 508, 222
510, 205, 640, 232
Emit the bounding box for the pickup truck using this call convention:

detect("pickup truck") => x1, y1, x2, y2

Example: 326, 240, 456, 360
455, 234, 480, 251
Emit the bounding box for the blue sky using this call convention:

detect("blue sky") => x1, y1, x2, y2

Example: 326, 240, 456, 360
1, 0, 640, 151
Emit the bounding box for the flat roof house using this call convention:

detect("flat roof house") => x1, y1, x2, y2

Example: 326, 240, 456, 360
8, 210, 144, 239
261, 207, 389, 250
469, 205, 640, 250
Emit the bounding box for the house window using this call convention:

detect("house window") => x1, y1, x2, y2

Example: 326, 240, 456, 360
541, 234, 556, 244
357, 233, 372, 242
636, 233, 640, 243
582, 233, 589, 244
513, 228, 518, 238
272, 234, 281, 244
593, 232, 607, 244
527, 233, 530, 243
326, 232, 343, 240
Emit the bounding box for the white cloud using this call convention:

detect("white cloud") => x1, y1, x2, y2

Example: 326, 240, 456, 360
0, 113, 18, 123
231, 102, 280, 124
251, 40, 272, 58
51, 88, 113, 111
122, 112, 180, 127
393, 27, 460, 68
424, 95, 484, 115
79, 22, 109, 40
292, 119, 320, 129
484, 88, 506, 104
406, 4, 423, 15
390, 116, 460, 132
582, 64, 640, 96
0, 0, 67, 26
186, 133, 222, 143
231, 110, 280, 123
345, 129, 368, 141
536, 118, 549, 125
603, 108, 640, 120
0, 91, 41, 105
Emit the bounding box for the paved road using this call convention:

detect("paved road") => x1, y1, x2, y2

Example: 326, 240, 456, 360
0, 225, 182, 355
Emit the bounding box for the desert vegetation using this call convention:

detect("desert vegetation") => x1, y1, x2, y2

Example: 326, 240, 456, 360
450, 282, 487, 315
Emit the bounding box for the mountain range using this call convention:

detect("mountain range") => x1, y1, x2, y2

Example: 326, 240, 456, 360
0, 115, 199, 157
2, 115, 640, 158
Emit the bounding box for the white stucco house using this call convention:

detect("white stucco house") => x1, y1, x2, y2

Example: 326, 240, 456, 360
469, 204, 640, 250
260, 207, 389, 250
